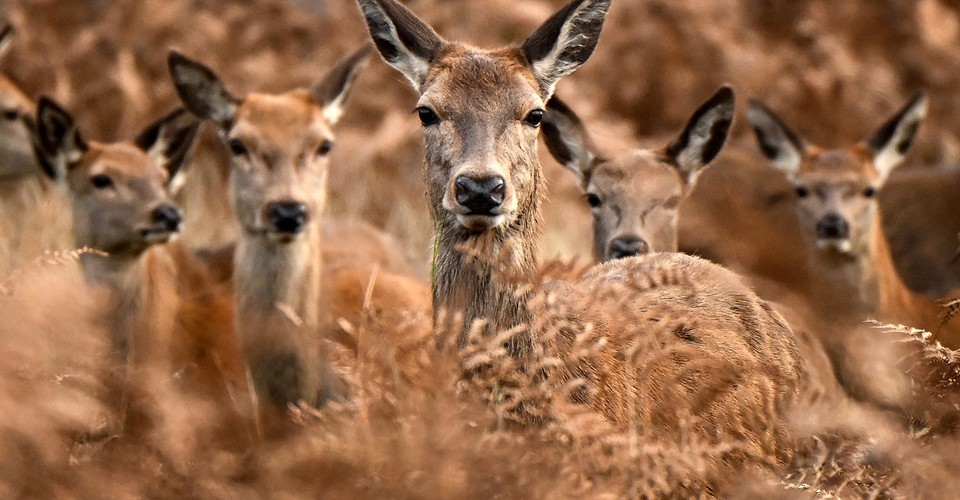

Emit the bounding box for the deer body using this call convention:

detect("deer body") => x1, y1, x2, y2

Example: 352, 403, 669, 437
358, 0, 803, 476
748, 95, 960, 348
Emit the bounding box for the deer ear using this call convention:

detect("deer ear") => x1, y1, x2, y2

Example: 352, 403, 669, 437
522, 0, 611, 98
665, 86, 735, 186
867, 91, 927, 183
134, 108, 200, 193
0, 24, 14, 60
747, 99, 805, 178
355, 0, 444, 89
310, 44, 374, 125
33, 97, 88, 181
168, 51, 239, 129
541, 95, 602, 185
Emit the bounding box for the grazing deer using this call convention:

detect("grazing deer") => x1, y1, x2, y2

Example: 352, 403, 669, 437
748, 94, 960, 347
541, 86, 734, 261
169, 44, 430, 419
31, 97, 243, 431
357, 0, 803, 474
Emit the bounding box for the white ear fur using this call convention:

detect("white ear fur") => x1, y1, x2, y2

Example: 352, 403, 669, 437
356, 0, 443, 90
747, 100, 804, 178
869, 93, 928, 182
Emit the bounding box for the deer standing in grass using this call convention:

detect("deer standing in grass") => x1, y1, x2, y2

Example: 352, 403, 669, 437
169, 44, 431, 420
31, 97, 243, 434
747, 94, 960, 348
357, 0, 804, 477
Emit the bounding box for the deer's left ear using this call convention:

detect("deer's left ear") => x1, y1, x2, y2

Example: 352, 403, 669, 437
33, 97, 88, 181
866, 91, 927, 183
664, 86, 735, 187
522, 0, 611, 98
309, 43, 374, 125
134, 108, 200, 193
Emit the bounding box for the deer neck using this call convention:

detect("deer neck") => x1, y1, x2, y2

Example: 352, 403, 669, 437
432, 171, 543, 350
233, 224, 325, 405
80, 245, 179, 367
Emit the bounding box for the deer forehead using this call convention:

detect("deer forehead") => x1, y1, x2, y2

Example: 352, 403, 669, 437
0, 77, 31, 113
801, 147, 877, 179
231, 91, 331, 146
80, 142, 164, 178
421, 47, 543, 113
591, 151, 684, 200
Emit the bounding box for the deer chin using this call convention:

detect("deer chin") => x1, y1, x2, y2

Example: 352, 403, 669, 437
816, 237, 855, 257
266, 231, 304, 244
139, 227, 178, 246
455, 214, 506, 233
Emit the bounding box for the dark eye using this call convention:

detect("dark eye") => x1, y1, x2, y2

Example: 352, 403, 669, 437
227, 138, 248, 157
416, 106, 440, 127
315, 139, 334, 157
863, 186, 876, 198
795, 185, 809, 198
524, 109, 544, 127
2, 109, 18, 121
90, 174, 114, 189
585, 193, 602, 208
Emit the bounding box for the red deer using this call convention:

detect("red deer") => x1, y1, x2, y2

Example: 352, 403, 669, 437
357, 0, 804, 479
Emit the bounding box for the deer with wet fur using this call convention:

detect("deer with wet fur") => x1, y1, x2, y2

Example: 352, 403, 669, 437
31, 97, 243, 433
748, 93, 960, 348
169, 44, 431, 420
357, 0, 804, 477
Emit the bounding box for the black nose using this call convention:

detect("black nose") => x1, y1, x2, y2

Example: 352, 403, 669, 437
816, 213, 850, 239
608, 236, 650, 259
151, 203, 183, 232
267, 201, 308, 234
455, 176, 505, 215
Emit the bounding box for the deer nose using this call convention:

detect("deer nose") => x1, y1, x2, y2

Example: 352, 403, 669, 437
816, 213, 850, 239
151, 203, 183, 232
608, 236, 650, 260
455, 175, 505, 215
267, 201, 309, 234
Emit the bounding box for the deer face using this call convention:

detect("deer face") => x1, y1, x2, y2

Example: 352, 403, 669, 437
32, 98, 199, 256
168, 46, 371, 244
0, 25, 38, 180
749, 93, 927, 260
542, 87, 735, 261
357, 0, 611, 236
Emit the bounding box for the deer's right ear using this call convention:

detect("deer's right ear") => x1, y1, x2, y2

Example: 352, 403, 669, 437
168, 51, 238, 129
541, 95, 601, 185
33, 97, 87, 181
522, 0, 611, 98
0, 24, 14, 60
747, 99, 804, 177
355, 0, 444, 89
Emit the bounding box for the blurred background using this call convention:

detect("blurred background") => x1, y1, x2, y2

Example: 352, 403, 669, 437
2, 0, 959, 284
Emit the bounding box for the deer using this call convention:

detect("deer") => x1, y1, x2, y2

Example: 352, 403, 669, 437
0, 25, 35, 182
30, 97, 245, 437
747, 93, 960, 349
356, 0, 805, 478
168, 44, 431, 423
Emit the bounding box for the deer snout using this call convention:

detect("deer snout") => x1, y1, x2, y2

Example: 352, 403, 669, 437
454, 175, 505, 215
816, 213, 850, 240
266, 201, 309, 235
608, 235, 650, 260
151, 203, 183, 233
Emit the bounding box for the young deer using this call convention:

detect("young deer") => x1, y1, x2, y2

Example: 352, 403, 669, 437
541, 87, 734, 261
748, 94, 960, 347
169, 44, 430, 418
31, 97, 243, 431
358, 0, 803, 473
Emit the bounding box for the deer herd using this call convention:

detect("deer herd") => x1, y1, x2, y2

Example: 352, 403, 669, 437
1, 0, 959, 485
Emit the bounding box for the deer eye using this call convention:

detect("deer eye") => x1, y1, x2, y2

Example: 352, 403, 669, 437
2, 109, 19, 121
416, 107, 440, 127
524, 109, 544, 127
90, 174, 114, 189
585, 193, 602, 208
862, 186, 877, 198
315, 139, 334, 157
227, 138, 248, 157
795, 185, 810, 198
